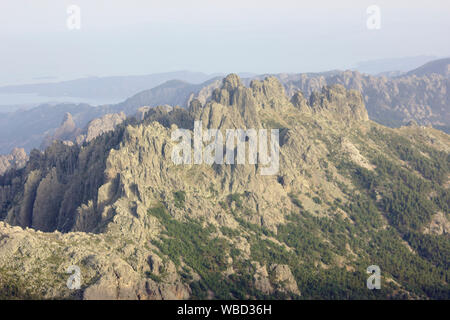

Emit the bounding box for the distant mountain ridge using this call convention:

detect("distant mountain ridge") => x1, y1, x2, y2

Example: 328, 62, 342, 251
0, 78, 218, 154
405, 58, 450, 78
354, 55, 438, 75
263, 58, 450, 132
0, 58, 448, 155
0, 71, 220, 101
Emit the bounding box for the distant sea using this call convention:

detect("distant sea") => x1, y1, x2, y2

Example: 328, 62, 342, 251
0, 93, 122, 113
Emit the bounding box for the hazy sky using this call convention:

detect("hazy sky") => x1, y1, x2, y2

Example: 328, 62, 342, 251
1, 0, 449, 85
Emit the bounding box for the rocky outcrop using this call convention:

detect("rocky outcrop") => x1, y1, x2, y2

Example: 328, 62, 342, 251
423, 211, 450, 235
76, 112, 126, 144
0, 148, 27, 175
276, 69, 450, 132
41, 113, 82, 148
309, 84, 369, 122
0, 221, 189, 300
0, 74, 448, 300
42, 112, 127, 148
270, 264, 300, 296
290, 91, 311, 113
0, 75, 414, 236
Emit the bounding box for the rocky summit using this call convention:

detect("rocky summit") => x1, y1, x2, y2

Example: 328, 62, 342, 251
0, 148, 27, 176
0, 75, 449, 300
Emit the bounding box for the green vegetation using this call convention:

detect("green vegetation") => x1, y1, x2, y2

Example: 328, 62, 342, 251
145, 271, 162, 283
148, 204, 264, 299
328, 131, 450, 299
173, 190, 186, 209
227, 193, 243, 209
369, 128, 449, 185
220, 226, 241, 238
0, 268, 38, 300
288, 193, 304, 209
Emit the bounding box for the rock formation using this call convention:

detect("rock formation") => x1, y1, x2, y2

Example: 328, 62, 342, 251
0, 75, 448, 300
0, 148, 27, 175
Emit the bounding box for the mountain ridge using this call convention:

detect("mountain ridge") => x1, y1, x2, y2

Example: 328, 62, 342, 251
1, 58, 449, 155
0, 74, 448, 300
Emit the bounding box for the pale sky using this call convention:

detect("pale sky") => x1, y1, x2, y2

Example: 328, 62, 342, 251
0, 0, 449, 85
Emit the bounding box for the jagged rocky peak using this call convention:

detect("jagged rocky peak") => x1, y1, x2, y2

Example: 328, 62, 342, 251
290, 91, 311, 113
250, 76, 286, 99
309, 84, 369, 122
188, 98, 203, 113
211, 73, 249, 107
196, 74, 271, 129
42, 111, 127, 149
41, 112, 81, 148
58, 112, 77, 134
0, 147, 28, 175
62, 112, 75, 125
222, 73, 243, 90
80, 112, 126, 143
249, 76, 293, 113
211, 74, 291, 112
209, 74, 368, 126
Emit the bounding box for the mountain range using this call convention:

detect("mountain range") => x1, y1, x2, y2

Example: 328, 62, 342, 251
0, 58, 448, 161
0, 74, 448, 299
0, 71, 220, 101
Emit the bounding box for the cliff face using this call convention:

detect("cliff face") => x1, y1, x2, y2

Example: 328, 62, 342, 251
279, 68, 450, 132
0, 75, 448, 300
42, 112, 127, 149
